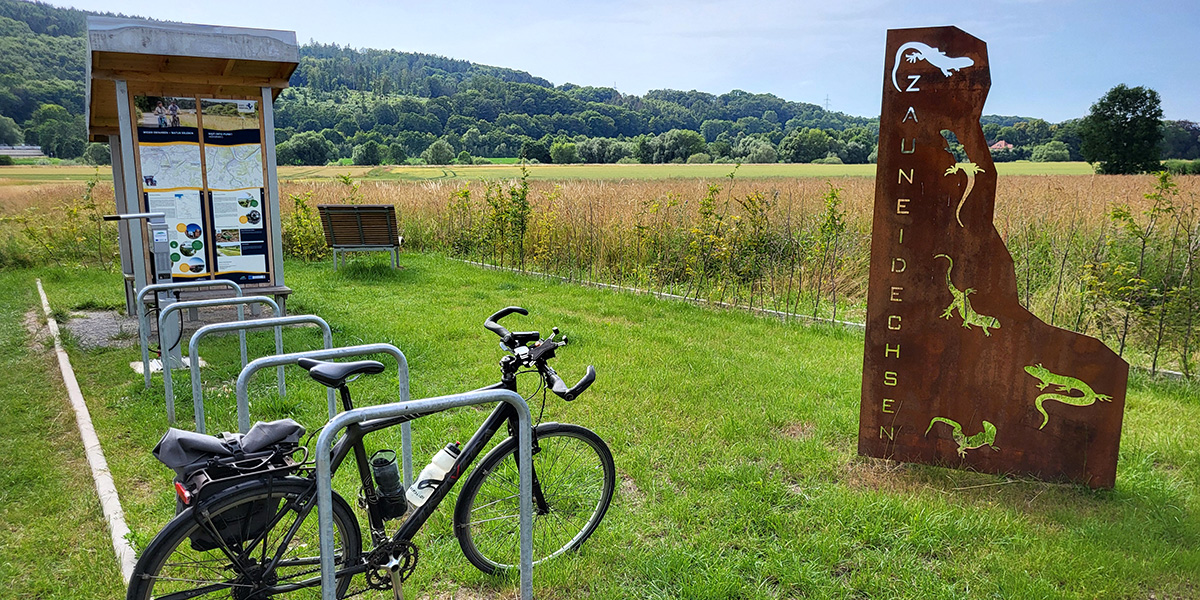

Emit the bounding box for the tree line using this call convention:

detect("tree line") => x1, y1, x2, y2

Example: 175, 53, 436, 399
2, 0, 1197, 173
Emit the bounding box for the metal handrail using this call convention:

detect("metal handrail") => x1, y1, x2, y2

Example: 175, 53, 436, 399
315, 389, 533, 600
158, 296, 281, 424
136, 280, 245, 388
187, 316, 334, 433
235, 343, 413, 487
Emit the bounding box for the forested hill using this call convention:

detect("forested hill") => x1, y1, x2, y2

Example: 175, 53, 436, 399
6, 0, 1080, 166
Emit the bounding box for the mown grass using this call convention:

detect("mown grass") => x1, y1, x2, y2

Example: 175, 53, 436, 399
0, 161, 1098, 186
22, 254, 1200, 599
0, 270, 126, 599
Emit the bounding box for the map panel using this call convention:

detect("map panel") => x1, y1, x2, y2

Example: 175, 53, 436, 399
204, 144, 264, 191
139, 144, 203, 190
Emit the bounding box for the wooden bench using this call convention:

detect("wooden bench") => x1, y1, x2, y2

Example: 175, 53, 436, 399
317, 204, 403, 269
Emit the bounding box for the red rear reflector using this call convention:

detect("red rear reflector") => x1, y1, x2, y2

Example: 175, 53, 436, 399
174, 481, 192, 505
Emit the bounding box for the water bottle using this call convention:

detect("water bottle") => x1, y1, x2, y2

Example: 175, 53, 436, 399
405, 443, 461, 507
369, 449, 407, 520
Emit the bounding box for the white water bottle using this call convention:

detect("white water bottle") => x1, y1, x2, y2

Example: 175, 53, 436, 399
405, 443, 461, 507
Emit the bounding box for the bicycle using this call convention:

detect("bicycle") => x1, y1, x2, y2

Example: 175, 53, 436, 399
127, 306, 616, 599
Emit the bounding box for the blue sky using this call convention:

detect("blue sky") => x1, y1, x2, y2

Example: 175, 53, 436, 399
57, 0, 1199, 122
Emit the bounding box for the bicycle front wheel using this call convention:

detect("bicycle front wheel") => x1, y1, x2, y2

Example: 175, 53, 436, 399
126, 477, 362, 600
453, 422, 615, 575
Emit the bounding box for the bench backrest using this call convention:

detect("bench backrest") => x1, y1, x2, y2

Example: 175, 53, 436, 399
317, 204, 401, 248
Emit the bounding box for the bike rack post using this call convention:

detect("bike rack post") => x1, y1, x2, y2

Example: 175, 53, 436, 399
315, 389, 534, 600
188, 315, 334, 434
159, 296, 281, 424
136, 280, 245, 388
236, 343, 413, 487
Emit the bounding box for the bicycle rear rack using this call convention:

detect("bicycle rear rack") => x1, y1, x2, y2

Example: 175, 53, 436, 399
314, 389, 534, 600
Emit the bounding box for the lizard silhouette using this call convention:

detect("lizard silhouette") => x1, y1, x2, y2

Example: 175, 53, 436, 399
934, 254, 1001, 336
926, 417, 998, 457
1024, 364, 1113, 429
891, 41, 975, 92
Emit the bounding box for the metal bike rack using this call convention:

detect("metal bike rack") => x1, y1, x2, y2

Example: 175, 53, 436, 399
315, 389, 534, 600
136, 280, 245, 388
236, 343, 413, 486
159, 296, 282, 424
187, 315, 334, 434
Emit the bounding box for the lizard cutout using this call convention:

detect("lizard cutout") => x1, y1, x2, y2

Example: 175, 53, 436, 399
1023, 364, 1113, 429
934, 254, 1001, 336
926, 417, 998, 457
945, 162, 985, 227
891, 41, 975, 92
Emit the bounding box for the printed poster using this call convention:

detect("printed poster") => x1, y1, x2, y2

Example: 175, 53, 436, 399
210, 189, 268, 277
146, 190, 208, 277
137, 106, 207, 280
201, 99, 270, 283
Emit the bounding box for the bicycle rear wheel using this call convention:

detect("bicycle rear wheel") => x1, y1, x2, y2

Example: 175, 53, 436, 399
126, 477, 361, 600
453, 422, 615, 575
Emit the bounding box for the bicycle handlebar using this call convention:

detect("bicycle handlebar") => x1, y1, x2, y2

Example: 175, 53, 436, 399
542, 364, 596, 401
486, 306, 596, 401
484, 306, 528, 346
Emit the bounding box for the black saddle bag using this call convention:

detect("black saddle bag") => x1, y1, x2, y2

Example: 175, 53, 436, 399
153, 419, 306, 552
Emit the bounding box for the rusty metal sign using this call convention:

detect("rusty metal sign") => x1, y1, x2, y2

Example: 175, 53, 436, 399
858, 26, 1128, 488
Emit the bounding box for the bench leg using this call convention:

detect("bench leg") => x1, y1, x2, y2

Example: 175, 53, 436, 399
187, 307, 199, 322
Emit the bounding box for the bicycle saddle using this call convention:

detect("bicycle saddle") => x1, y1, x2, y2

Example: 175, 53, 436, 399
297, 358, 385, 388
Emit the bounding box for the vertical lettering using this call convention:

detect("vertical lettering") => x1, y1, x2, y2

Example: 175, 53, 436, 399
890, 287, 903, 302
905, 75, 920, 92
891, 257, 907, 273
880, 426, 896, 440
900, 138, 916, 154
887, 315, 902, 330
884, 371, 898, 386
902, 107, 918, 123
898, 169, 914, 184
885, 344, 900, 358
896, 198, 910, 214
898, 228, 904, 244
882, 398, 896, 413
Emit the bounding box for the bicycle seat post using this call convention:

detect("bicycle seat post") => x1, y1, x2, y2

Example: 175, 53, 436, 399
337, 384, 354, 412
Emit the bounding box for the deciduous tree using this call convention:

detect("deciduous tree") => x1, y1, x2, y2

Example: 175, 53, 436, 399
1080, 84, 1163, 174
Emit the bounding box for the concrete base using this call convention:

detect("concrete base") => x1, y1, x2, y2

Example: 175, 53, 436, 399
131, 355, 206, 375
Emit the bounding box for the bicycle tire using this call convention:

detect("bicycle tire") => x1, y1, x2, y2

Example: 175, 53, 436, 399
453, 422, 615, 575
126, 477, 362, 600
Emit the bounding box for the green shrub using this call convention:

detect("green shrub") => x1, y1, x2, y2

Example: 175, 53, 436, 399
1163, 159, 1200, 175
686, 152, 712, 164
280, 191, 329, 261
812, 154, 844, 164
0, 155, 12, 166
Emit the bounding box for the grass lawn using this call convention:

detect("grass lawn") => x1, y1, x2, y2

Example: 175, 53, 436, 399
14, 253, 1200, 599
0, 161, 1098, 186
0, 271, 126, 599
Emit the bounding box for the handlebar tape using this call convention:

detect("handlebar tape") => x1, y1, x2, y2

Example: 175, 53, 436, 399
484, 306, 528, 344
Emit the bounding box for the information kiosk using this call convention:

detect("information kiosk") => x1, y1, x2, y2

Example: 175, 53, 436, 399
85, 17, 299, 321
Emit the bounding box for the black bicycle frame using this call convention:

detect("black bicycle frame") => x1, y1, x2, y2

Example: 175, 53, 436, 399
191, 366, 545, 595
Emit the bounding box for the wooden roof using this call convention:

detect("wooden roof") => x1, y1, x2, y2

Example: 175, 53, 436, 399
86, 17, 299, 140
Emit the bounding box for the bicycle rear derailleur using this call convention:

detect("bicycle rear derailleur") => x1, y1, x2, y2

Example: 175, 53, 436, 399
364, 539, 418, 591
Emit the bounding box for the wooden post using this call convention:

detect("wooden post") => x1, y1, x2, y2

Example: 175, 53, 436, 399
114, 80, 146, 292
261, 86, 284, 287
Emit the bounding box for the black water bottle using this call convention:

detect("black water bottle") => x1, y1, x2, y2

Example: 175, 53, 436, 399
370, 449, 408, 520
